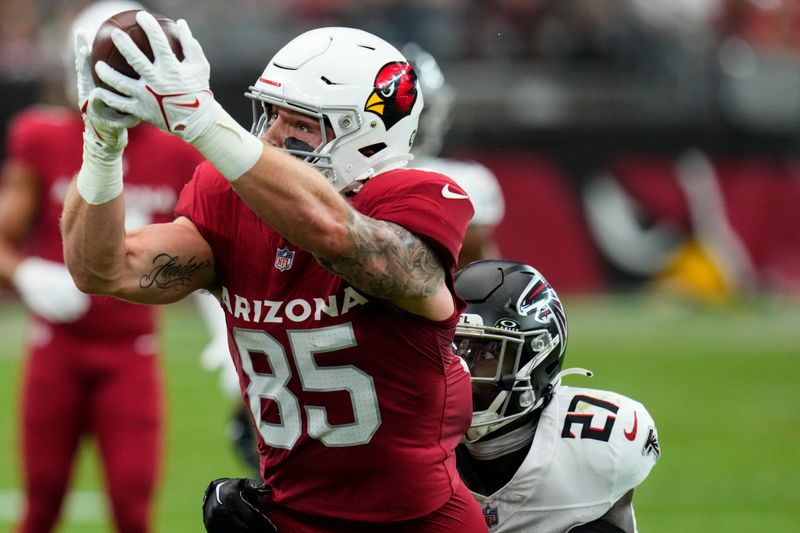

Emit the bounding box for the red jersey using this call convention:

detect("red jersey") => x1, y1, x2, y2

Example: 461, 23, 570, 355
175, 163, 475, 522
6, 105, 203, 340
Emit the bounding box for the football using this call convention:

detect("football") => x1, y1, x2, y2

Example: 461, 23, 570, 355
91, 9, 184, 92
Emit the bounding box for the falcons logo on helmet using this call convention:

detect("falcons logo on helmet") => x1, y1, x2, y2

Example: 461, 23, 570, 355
516, 274, 568, 353
364, 62, 418, 129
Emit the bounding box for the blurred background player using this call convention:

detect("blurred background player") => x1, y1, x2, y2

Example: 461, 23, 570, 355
0, 2, 208, 532
453, 259, 660, 532
404, 42, 505, 268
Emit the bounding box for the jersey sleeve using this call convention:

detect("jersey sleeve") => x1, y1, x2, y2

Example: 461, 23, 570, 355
357, 169, 475, 269
174, 161, 231, 243
613, 397, 661, 494
554, 387, 661, 505
420, 158, 505, 227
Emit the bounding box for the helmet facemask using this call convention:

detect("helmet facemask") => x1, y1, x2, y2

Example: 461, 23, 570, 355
455, 318, 561, 443
247, 93, 368, 190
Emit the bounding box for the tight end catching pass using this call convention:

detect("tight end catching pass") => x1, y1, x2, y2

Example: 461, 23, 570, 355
62, 10, 487, 533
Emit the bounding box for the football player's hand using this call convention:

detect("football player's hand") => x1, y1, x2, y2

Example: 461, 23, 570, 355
92, 11, 219, 144
12, 258, 90, 323
75, 29, 139, 155
91, 11, 262, 182
74, 29, 139, 204
202, 478, 276, 533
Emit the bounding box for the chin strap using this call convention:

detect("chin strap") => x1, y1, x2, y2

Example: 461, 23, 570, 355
462, 418, 537, 460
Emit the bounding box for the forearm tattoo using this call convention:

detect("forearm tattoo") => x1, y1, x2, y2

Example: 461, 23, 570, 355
140, 253, 210, 291
318, 210, 445, 300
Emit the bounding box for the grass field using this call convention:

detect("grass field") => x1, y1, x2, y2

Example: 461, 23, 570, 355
1, 294, 799, 532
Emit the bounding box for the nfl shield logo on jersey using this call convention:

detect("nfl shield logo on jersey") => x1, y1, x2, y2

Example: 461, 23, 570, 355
483, 503, 499, 528
274, 247, 295, 271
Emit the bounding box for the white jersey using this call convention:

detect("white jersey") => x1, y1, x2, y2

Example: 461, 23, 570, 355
466, 386, 660, 533
413, 156, 505, 227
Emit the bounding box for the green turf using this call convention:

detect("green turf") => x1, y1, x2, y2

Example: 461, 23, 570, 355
1, 295, 799, 532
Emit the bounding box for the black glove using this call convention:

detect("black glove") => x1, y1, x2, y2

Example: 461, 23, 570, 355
202, 477, 276, 533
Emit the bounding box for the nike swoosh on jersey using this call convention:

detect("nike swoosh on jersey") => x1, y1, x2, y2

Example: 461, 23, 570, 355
441, 184, 469, 200
624, 410, 638, 441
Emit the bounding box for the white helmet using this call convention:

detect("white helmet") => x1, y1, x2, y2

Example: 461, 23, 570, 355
246, 27, 424, 193
64, 1, 145, 105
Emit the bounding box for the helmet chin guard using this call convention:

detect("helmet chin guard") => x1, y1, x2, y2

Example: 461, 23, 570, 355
245, 27, 424, 193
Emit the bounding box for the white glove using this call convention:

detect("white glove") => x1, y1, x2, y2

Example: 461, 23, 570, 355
12, 258, 91, 323
74, 29, 140, 205
93, 12, 262, 181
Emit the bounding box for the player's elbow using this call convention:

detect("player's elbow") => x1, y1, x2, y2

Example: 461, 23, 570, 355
64, 258, 119, 296
68, 270, 110, 295
312, 220, 353, 259
294, 211, 352, 258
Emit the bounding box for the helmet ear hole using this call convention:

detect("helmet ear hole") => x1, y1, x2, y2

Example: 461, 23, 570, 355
358, 143, 387, 157
544, 359, 560, 376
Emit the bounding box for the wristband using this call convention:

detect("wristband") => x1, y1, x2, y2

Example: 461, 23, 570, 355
190, 105, 263, 183
76, 130, 124, 205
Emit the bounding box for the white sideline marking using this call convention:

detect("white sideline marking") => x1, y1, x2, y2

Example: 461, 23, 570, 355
0, 489, 107, 523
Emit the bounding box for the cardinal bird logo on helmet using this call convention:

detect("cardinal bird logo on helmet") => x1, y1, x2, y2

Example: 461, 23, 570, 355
364, 62, 418, 130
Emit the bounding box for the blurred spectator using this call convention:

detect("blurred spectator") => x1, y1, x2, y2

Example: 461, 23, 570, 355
465, 0, 633, 64
0, 0, 41, 81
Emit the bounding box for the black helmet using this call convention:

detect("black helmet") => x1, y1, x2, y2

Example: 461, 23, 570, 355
454, 260, 569, 442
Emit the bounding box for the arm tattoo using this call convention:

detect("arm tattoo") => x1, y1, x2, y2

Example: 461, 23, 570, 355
318, 210, 445, 300
140, 253, 211, 291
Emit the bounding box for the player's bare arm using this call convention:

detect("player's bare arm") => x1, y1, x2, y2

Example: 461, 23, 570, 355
317, 209, 450, 315
130, 221, 215, 302
62, 182, 215, 304
0, 161, 38, 281
233, 150, 453, 320
63, 27, 215, 306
